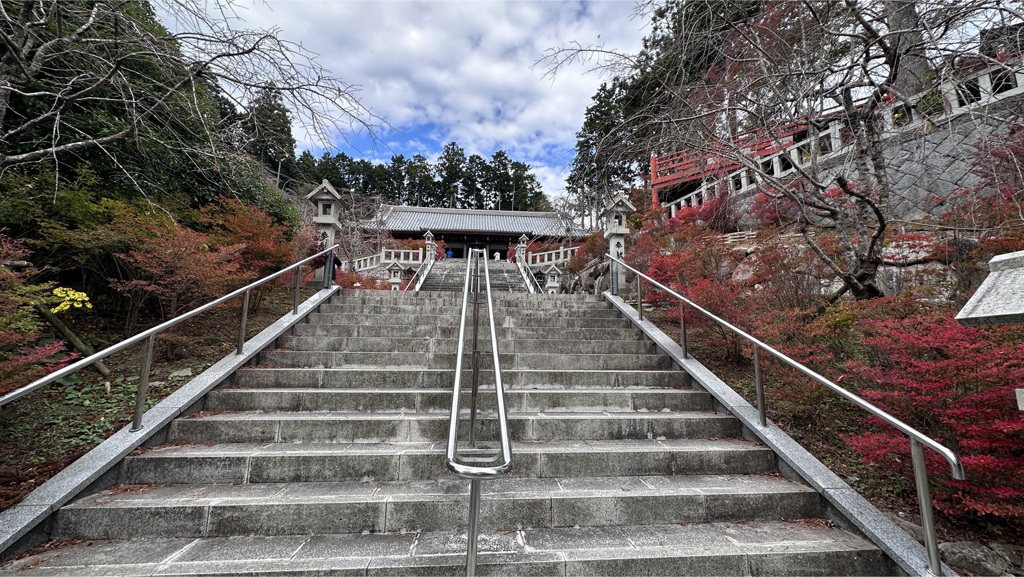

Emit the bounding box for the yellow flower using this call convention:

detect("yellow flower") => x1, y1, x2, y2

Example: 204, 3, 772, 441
51, 287, 93, 314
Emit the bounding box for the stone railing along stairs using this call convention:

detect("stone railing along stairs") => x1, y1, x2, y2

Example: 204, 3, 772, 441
2, 290, 903, 575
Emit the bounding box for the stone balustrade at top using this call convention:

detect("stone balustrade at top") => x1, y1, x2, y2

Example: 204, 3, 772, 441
345, 248, 425, 272
525, 245, 580, 268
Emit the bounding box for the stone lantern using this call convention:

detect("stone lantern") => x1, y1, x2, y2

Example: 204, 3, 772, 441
424, 230, 436, 263
386, 261, 404, 291
516, 234, 529, 265
306, 179, 345, 282
542, 264, 562, 294
601, 193, 636, 292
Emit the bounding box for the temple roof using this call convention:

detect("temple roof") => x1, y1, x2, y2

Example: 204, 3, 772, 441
367, 205, 586, 237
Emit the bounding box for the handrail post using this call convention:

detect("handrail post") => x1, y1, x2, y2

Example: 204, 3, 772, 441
754, 344, 766, 427
611, 260, 618, 296
470, 251, 481, 447
292, 264, 302, 315
636, 274, 643, 321
912, 438, 943, 576
323, 250, 335, 289
237, 289, 250, 355
679, 302, 688, 358
130, 333, 156, 432
466, 478, 482, 577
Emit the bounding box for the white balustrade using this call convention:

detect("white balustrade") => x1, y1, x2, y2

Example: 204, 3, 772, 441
526, 246, 579, 267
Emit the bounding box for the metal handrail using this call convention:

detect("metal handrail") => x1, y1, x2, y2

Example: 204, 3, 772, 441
403, 256, 428, 291
515, 259, 539, 294
1, 244, 342, 432
445, 249, 513, 577
609, 255, 964, 577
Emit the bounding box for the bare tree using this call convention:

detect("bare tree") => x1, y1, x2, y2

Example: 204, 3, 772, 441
0, 1, 379, 195
543, 0, 1024, 300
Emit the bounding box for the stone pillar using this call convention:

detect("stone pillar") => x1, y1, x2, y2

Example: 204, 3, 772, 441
424, 230, 436, 263
516, 234, 528, 265
601, 194, 636, 294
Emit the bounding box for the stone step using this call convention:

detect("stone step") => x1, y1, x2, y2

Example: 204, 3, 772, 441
119, 438, 774, 485
275, 335, 658, 355
166, 411, 740, 444
316, 303, 622, 317
330, 292, 603, 304
0, 521, 892, 576
306, 314, 633, 329
257, 351, 676, 371
233, 368, 689, 389
205, 387, 712, 413
54, 475, 822, 540
290, 323, 643, 341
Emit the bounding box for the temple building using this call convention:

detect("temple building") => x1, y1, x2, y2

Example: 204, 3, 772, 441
366, 205, 586, 258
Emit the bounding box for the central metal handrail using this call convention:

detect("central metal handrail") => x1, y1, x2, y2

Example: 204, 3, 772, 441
445, 248, 513, 577
0, 244, 342, 432
608, 255, 964, 577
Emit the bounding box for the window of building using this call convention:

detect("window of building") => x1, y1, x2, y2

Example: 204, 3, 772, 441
731, 173, 744, 191
819, 132, 834, 154
992, 69, 1018, 94
761, 158, 776, 177
892, 102, 913, 127
779, 154, 794, 174
956, 78, 982, 107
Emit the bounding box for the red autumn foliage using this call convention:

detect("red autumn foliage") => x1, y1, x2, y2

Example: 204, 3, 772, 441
841, 306, 1024, 521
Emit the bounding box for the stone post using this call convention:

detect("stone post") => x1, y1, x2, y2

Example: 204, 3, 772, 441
601, 194, 636, 294
516, 234, 528, 265
424, 230, 436, 263
306, 180, 345, 284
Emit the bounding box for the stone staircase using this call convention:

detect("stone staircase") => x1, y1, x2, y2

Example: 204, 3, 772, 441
419, 258, 528, 292
1, 290, 897, 575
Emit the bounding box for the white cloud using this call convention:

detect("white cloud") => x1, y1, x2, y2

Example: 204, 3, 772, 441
229, 0, 647, 198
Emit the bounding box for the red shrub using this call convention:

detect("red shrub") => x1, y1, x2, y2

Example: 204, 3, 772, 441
842, 307, 1024, 522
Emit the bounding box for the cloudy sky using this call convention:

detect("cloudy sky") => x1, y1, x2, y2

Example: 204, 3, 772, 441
232, 1, 648, 198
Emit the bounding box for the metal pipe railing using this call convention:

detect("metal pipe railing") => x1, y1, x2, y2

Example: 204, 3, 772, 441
515, 259, 541, 294
1, 245, 342, 432
608, 255, 965, 577
406, 257, 434, 292
445, 249, 513, 577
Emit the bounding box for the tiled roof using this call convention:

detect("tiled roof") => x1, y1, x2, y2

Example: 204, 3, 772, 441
367, 205, 585, 237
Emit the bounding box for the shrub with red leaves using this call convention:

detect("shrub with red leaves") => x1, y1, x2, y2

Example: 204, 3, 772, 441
842, 307, 1024, 522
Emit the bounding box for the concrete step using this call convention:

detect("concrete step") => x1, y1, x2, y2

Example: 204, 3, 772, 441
290, 323, 643, 341
257, 351, 676, 370
306, 314, 632, 329
330, 291, 604, 305
233, 368, 689, 389
166, 410, 740, 444
275, 335, 658, 355
206, 387, 713, 413
119, 438, 774, 484
53, 475, 822, 540
0, 521, 893, 576
316, 303, 622, 317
